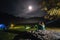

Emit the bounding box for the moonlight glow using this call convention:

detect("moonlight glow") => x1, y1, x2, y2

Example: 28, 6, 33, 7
28, 6, 33, 10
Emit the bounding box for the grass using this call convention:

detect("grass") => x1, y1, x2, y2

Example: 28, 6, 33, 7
9, 25, 37, 31
0, 25, 60, 40
9, 25, 60, 32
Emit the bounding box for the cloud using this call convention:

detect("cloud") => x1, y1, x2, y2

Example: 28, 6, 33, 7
16, 9, 47, 18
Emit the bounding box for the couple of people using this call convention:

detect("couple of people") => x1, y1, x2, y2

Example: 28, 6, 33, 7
35, 21, 46, 30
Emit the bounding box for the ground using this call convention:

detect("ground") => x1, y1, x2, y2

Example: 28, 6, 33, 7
0, 26, 60, 40
47, 27, 60, 32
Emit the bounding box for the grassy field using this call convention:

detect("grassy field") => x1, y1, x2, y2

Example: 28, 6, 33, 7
0, 25, 60, 40
9, 25, 60, 32
9, 25, 37, 31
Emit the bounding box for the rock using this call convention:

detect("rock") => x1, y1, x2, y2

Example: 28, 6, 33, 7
13, 30, 60, 40
30, 30, 60, 40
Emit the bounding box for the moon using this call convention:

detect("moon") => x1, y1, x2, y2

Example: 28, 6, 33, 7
28, 6, 33, 10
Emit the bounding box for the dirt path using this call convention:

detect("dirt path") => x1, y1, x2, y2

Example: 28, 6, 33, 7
46, 27, 60, 32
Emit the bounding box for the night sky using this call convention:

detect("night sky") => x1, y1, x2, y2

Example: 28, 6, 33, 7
0, 0, 46, 18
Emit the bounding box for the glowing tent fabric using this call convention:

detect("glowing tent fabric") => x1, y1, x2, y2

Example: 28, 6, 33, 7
0, 24, 6, 30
